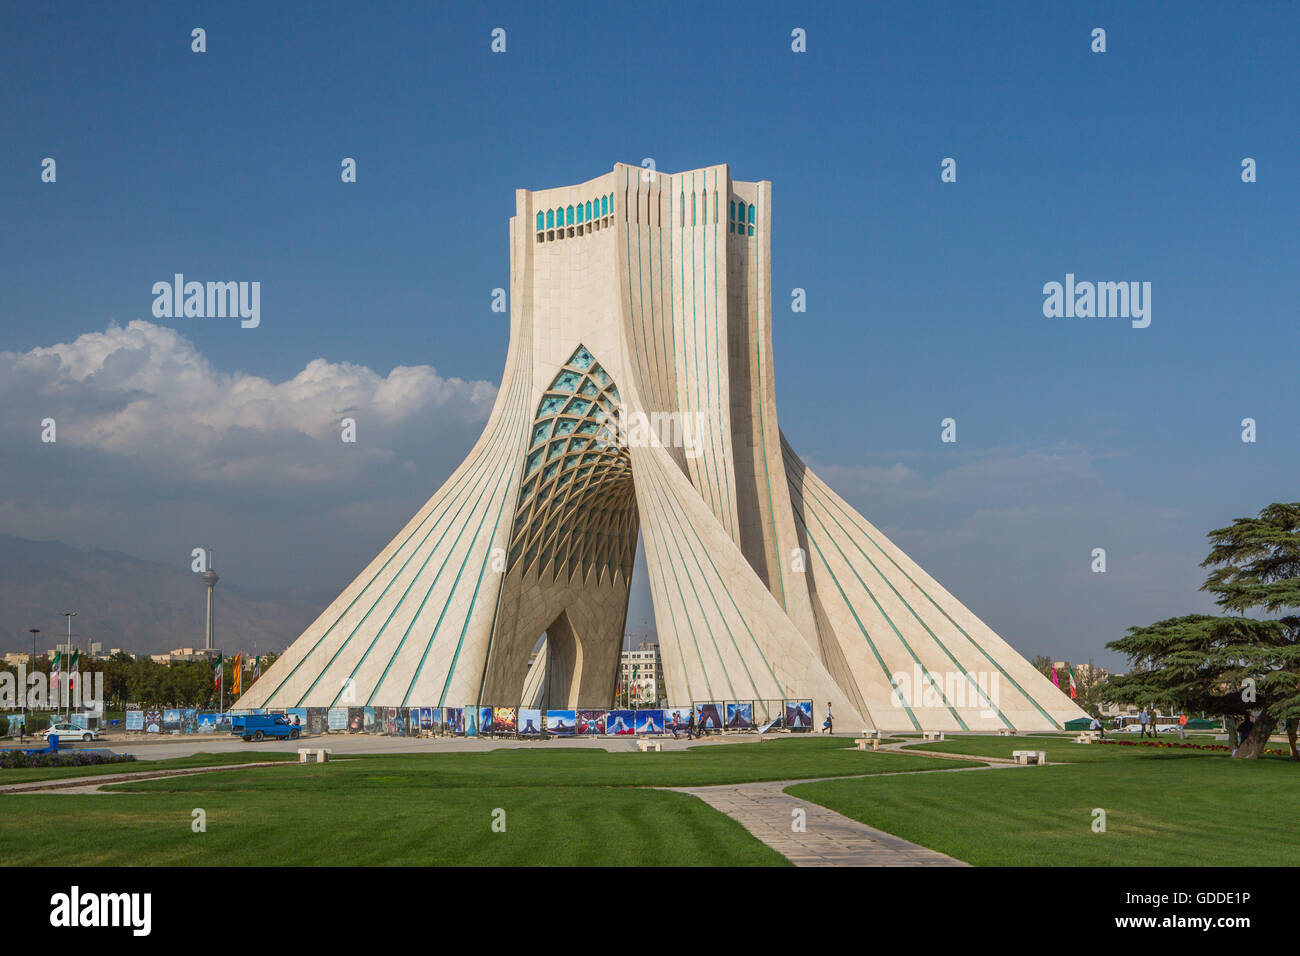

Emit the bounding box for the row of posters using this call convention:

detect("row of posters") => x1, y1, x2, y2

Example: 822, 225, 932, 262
122, 700, 817, 736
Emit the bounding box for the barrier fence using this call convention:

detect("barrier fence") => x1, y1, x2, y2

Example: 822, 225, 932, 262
118, 699, 817, 738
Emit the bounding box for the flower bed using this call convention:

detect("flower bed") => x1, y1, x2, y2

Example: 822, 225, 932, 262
0, 750, 137, 770
1096, 738, 1288, 756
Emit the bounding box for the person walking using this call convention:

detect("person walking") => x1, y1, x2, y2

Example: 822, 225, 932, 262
1138, 707, 1150, 739
822, 702, 833, 734
1178, 712, 1187, 740
687, 709, 696, 740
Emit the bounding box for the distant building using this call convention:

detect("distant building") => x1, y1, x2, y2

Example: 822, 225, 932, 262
621, 642, 661, 704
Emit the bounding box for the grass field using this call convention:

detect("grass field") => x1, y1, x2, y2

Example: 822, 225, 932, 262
0, 751, 296, 785
789, 744, 1299, 865
0, 738, 977, 866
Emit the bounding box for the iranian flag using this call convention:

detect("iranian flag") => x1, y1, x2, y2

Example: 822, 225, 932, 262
213, 652, 223, 693
252, 656, 260, 683
51, 650, 62, 698
1068, 666, 1078, 699
69, 649, 80, 696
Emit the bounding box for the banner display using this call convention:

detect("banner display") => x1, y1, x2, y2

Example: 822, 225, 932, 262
196, 712, 217, 733
491, 707, 516, 735
784, 700, 813, 731
664, 706, 690, 736
163, 709, 181, 732
347, 707, 364, 732
694, 703, 723, 732
181, 708, 198, 734
726, 702, 754, 731
286, 708, 307, 732
577, 710, 605, 735
635, 709, 664, 734
7, 713, 25, 733
144, 710, 163, 733
478, 706, 493, 735
329, 708, 348, 731
443, 707, 463, 734
307, 708, 327, 735
606, 709, 635, 735
125, 710, 144, 731
464, 706, 478, 737
545, 709, 576, 736
518, 708, 543, 737
363, 706, 377, 733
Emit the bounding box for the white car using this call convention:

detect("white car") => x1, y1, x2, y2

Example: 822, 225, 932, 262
43, 722, 99, 742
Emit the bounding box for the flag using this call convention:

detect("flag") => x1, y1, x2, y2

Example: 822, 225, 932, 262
213, 652, 223, 693
232, 653, 243, 695
252, 656, 260, 684
69, 649, 80, 694
1051, 666, 1060, 688
1068, 666, 1078, 699
51, 650, 62, 694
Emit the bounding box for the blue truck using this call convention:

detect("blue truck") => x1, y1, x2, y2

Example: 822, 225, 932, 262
232, 713, 302, 742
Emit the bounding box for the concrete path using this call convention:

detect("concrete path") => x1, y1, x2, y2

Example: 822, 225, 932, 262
671, 775, 971, 867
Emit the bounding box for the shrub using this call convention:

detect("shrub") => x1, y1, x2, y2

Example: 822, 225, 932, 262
0, 750, 137, 770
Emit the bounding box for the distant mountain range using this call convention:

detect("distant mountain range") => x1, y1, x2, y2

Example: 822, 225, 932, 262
0, 534, 328, 657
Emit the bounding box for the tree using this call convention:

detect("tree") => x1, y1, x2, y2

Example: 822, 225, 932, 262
1102, 503, 1300, 760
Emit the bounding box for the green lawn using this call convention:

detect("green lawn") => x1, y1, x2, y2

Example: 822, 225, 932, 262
900, 734, 1285, 764
0, 751, 296, 785
789, 751, 1299, 865
0, 738, 977, 866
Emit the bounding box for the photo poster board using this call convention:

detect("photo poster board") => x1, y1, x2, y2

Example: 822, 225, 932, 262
754, 699, 783, 733
144, 710, 163, 733
518, 708, 543, 737
363, 706, 377, 733
163, 709, 181, 732
347, 707, 364, 732
694, 702, 723, 732
181, 708, 198, 734
286, 708, 307, 731
406, 708, 421, 735
726, 701, 754, 731
329, 708, 348, 731
492, 707, 517, 736
125, 710, 144, 732
635, 709, 664, 735
784, 700, 814, 732
464, 706, 478, 737
7, 713, 25, 733
478, 706, 494, 736
664, 706, 690, 736
385, 707, 399, 735
606, 709, 636, 735
307, 708, 327, 735
546, 709, 576, 736
195, 712, 217, 733
442, 707, 463, 735
577, 709, 605, 735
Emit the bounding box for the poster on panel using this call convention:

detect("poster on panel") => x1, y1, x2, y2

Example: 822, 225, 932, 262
726, 702, 754, 730
694, 703, 723, 732
518, 708, 543, 737
784, 700, 813, 732
577, 710, 605, 735
545, 709, 576, 736
125, 710, 144, 731
606, 709, 635, 735
492, 707, 517, 735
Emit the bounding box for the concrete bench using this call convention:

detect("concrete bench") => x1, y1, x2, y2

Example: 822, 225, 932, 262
1012, 750, 1047, 766
636, 739, 661, 752
854, 738, 881, 751
997, 728, 1016, 737
860, 729, 881, 739
298, 748, 331, 763
922, 731, 944, 741
1073, 731, 1100, 744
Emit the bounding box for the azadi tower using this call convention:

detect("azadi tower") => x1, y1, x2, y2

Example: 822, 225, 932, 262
238, 163, 1085, 732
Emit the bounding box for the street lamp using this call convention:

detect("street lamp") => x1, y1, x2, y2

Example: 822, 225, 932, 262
25, 629, 39, 735
63, 611, 76, 720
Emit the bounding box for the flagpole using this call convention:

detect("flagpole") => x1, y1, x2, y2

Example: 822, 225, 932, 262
63, 611, 76, 722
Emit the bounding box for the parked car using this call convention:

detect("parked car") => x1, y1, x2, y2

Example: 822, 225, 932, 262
233, 713, 301, 742
43, 722, 98, 742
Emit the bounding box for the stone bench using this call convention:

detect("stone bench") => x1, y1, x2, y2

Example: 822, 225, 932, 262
997, 728, 1016, 737
636, 739, 661, 752
1012, 750, 1047, 766
860, 729, 881, 739
298, 748, 331, 763
1073, 731, 1100, 744
854, 738, 880, 751
922, 731, 944, 741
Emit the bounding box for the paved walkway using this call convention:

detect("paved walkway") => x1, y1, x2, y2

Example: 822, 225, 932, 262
671, 773, 972, 867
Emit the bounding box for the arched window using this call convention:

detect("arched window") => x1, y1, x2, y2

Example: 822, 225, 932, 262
748, 203, 755, 224
600, 195, 607, 216
546, 209, 554, 229
577, 203, 585, 224
536, 212, 545, 231
566, 205, 574, 225
586, 200, 593, 220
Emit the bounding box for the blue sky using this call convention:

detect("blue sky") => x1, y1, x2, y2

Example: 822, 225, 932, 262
2, 1, 1297, 667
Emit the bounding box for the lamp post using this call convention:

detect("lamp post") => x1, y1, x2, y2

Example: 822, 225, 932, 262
25, 629, 39, 735
63, 611, 76, 721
